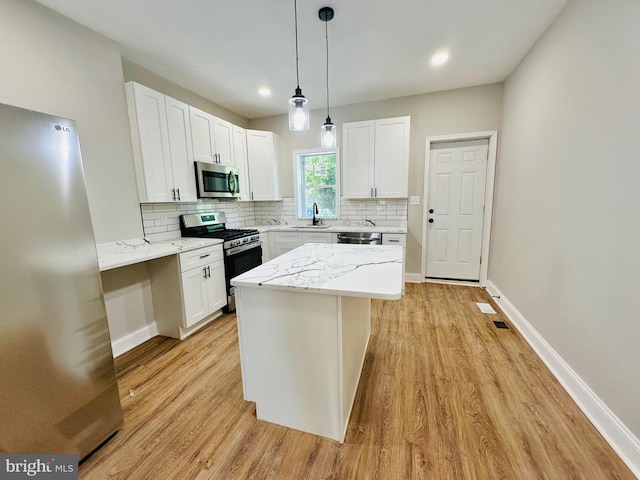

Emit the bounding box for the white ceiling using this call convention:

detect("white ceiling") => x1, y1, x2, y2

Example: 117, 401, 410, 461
35, 0, 568, 120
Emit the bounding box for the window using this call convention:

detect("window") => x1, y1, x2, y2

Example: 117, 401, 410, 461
294, 149, 340, 219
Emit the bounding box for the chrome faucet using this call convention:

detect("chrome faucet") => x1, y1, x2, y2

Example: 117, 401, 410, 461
312, 202, 320, 225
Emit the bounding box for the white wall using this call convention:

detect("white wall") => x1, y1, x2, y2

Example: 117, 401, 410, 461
490, 0, 640, 441
0, 0, 142, 243
249, 84, 503, 276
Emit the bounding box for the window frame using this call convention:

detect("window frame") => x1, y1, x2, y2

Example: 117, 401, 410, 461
293, 148, 341, 220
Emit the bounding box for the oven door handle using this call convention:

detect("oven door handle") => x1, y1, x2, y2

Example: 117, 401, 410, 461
225, 240, 262, 256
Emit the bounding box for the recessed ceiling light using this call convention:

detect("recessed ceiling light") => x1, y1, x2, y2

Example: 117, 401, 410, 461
430, 52, 449, 67
258, 87, 271, 97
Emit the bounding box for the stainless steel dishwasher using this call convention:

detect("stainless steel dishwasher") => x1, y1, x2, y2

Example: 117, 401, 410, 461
336, 231, 382, 244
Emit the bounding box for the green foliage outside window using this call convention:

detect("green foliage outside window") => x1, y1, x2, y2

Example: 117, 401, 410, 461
298, 153, 337, 218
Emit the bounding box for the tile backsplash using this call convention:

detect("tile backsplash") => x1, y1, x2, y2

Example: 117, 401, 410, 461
141, 198, 407, 242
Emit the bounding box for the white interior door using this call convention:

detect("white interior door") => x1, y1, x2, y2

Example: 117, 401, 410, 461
426, 139, 488, 281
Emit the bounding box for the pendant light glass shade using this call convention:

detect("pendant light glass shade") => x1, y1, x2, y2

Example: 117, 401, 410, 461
288, 0, 309, 131
289, 88, 309, 131
321, 117, 336, 148
319, 7, 335, 147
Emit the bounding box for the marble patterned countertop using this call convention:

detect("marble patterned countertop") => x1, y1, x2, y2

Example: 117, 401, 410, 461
231, 243, 403, 300
96, 237, 222, 272
251, 224, 407, 233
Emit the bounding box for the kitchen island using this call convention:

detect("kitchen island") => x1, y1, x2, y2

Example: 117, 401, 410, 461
231, 243, 403, 442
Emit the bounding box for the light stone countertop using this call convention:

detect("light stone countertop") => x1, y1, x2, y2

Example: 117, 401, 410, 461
231, 243, 403, 300
251, 224, 407, 233
97, 237, 222, 272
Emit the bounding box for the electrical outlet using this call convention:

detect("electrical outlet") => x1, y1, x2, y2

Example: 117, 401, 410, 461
410, 196, 420, 205
378, 199, 386, 205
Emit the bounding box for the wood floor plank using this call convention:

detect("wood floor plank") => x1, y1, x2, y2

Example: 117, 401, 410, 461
79, 283, 635, 479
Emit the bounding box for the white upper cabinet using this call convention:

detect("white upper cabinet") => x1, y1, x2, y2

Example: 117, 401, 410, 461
126, 82, 196, 203
165, 97, 197, 202
213, 117, 234, 166
189, 106, 235, 166
342, 121, 375, 198
126, 82, 282, 204
189, 106, 216, 164
246, 129, 282, 201
233, 126, 252, 202
342, 116, 410, 198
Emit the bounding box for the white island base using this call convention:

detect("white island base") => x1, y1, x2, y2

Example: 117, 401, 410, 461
232, 243, 403, 443
236, 287, 371, 442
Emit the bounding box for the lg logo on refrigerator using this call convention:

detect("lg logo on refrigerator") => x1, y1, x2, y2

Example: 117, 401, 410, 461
53, 124, 71, 133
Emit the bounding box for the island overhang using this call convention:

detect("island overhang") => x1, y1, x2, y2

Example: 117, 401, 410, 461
230, 243, 403, 300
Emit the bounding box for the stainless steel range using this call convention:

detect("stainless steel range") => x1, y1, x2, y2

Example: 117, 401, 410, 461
180, 212, 261, 313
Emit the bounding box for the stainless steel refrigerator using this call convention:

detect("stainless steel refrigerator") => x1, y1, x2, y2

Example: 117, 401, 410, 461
0, 103, 123, 459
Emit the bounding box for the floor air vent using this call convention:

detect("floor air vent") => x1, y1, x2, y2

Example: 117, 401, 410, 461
493, 321, 509, 329
476, 302, 496, 314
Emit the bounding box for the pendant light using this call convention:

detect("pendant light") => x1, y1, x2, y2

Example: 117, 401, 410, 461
288, 0, 309, 131
319, 6, 336, 148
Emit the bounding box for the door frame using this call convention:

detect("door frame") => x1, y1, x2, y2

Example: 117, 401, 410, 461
421, 130, 498, 286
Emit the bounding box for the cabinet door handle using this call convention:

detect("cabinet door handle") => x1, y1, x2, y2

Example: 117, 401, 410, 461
176, 188, 181, 201
203, 267, 208, 278
374, 187, 377, 197
370, 187, 373, 198
206, 265, 211, 278
199, 253, 211, 259
171, 188, 176, 201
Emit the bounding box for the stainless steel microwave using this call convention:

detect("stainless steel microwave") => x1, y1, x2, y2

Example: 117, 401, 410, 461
195, 161, 240, 199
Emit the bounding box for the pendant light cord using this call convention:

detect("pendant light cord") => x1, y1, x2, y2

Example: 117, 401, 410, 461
325, 18, 330, 118
294, 0, 301, 89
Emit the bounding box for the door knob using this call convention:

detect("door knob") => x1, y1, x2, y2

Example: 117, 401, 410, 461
429, 209, 434, 214
428, 218, 434, 223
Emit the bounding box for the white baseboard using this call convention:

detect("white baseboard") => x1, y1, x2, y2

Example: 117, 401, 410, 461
111, 322, 159, 358
485, 281, 640, 478
405, 272, 423, 283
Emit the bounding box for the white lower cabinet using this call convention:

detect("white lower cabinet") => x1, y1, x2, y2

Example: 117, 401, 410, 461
382, 233, 406, 292
273, 232, 302, 257
148, 244, 226, 339
261, 231, 274, 263
273, 231, 336, 258
302, 232, 336, 244
181, 260, 226, 328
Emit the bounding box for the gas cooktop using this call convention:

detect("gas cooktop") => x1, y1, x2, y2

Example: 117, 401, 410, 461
180, 212, 260, 248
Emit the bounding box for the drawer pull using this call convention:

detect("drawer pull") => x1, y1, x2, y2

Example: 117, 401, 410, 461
388, 239, 400, 243
199, 254, 211, 259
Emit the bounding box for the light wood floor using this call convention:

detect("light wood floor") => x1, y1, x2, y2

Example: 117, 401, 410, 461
80, 283, 634, 479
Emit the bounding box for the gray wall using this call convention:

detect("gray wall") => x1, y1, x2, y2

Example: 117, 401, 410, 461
250, 84, 503, 276
490, 0, 640, 437
0, 0, 142, 243
122, 58, 249, 128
